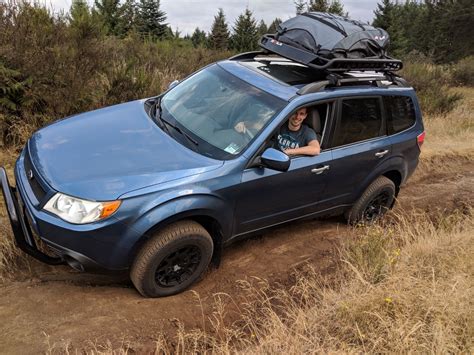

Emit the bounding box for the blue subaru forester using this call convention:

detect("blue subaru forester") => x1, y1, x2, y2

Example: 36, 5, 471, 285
0, 52, 424, 297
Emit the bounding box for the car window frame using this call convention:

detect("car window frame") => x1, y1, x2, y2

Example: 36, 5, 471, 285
245, 99, 336, 169
382, 94, 417, 136
326, 95, 387, 150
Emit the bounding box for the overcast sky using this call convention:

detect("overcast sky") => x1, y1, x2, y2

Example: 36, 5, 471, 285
45, 0, 380, 35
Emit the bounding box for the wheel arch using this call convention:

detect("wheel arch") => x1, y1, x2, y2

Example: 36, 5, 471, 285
127, 205, 229, 268
382, 170, 403, 197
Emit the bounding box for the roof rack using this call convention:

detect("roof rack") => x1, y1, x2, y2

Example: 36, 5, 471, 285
227, 50, 409, 94
228, 51, 267, 61
297, 72, 408, 95
259, 35, 403, 72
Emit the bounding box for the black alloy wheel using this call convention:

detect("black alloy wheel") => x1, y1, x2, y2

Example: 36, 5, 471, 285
131, 220, 214, 298
345, 176, 396, 225
362, 190, 392, 222
155, 245, 202, 287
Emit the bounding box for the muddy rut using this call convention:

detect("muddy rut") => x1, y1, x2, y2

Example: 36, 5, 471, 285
0, 155, 473, 353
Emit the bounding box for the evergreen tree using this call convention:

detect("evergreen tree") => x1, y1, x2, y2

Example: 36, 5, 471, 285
257, 19, 268, 37
308, 0, 345, 15
231, 8, 259, 52
267, 17, 282, 33
136, 0, 167, 39
294, 0, 307, 14
69, 0, 102, 38
373, 0, 410, 56
191, 27, 207, 47
116, 0, 137, 36
208, 8, 230, 50
372, 0, 395, 29
94, 0, 121, 35
308, 0, 328, 12
328, 0, 346, 16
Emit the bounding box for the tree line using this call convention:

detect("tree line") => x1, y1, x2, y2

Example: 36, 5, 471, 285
373, 0, 473, 63
70, 0, 349, 52
73, 0, 472, 63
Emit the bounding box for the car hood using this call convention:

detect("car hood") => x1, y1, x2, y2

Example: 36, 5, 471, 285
28, 100, 223, 201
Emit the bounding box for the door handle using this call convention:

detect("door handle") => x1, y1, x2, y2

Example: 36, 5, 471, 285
311, 165, 330, 175
375, 150, 389, 158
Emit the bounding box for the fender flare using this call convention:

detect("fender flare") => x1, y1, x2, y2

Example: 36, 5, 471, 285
120, 194, 233, 267
354, 156, 407, 201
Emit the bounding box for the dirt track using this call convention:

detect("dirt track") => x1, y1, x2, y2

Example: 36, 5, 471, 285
0, 155, 473, 353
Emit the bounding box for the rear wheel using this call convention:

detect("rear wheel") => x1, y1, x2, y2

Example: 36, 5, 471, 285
345, 176, 396, 225
131, 220, 213, 298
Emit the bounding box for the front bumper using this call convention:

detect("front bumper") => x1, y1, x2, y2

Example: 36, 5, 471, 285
1, 155, 139, 272
0, 167, 64, 265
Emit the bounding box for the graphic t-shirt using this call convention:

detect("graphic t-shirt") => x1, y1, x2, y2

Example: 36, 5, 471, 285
277, 124, 319, 151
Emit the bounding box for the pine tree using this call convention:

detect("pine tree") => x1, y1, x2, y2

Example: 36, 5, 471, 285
257, 19, 268, 37
294, 0, 307, 14
308, 0, 328, 12
267, 18, 282, 33
231, 9, 259, 52
191, 27, 207, 47
94, 0, 121, 35
208, 8, 230, 50
136, 0, 167, 39
372, 0, 395, 29
69, 0, 102, 38
328, 0, 346, 16
116, 0, 137, 36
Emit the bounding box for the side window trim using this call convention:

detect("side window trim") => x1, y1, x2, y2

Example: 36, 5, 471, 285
244, 100, 335, 169
328, 95, 386, 149
382, 94, 417, 135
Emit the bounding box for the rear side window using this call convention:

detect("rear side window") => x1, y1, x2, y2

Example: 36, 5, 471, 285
384, 96, 416, 134
332, 97, 383, 147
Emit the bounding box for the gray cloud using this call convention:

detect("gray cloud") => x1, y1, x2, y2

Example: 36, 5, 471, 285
45, 0, 380, 35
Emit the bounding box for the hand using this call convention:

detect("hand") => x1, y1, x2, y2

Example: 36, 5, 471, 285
234, 122, 247, 134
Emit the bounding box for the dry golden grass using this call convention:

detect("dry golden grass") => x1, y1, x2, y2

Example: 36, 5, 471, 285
146, 210, 473, 354
422, 87, 474, 157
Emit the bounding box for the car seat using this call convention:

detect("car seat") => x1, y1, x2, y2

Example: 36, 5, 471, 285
303, 108, 322, 135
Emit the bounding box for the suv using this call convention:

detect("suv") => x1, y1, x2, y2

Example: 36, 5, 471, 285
0, 53, 424, 297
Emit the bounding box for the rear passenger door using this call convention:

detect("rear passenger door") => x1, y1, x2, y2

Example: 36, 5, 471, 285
318, 96, 392, 209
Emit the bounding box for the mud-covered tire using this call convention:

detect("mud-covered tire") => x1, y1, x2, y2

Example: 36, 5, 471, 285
130, 220, 213, 298
345, 176, 396, 225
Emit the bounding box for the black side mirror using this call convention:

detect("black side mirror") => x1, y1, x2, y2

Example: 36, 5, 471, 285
168, 80, 180, 90
261, 148, 290, 172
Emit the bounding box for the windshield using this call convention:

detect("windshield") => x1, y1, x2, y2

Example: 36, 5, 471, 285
160, 64, 285, 159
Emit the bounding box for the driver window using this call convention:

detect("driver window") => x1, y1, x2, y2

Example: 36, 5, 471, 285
273, 102, 330, 155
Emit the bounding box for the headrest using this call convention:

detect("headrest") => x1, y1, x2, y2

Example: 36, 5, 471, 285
303, 108, 321, 133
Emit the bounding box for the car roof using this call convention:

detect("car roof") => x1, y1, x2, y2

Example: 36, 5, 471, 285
218, 55, 411, 102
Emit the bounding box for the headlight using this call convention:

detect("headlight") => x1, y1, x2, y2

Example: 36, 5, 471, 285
44, 193, 121, 224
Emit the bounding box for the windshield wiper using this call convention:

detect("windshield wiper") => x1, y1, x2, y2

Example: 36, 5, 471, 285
155, 98, 199, 148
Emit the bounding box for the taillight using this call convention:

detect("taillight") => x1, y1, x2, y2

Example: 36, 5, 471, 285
417, 131, 426, 149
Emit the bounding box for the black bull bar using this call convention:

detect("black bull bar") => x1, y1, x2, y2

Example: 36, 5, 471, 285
0, 167, 64, 265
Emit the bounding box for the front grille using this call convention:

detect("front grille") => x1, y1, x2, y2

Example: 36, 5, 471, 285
23, 152, 47, 202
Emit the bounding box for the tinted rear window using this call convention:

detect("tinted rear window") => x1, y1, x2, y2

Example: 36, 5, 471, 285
384, 96, 416, 134
332, 98, 383, 147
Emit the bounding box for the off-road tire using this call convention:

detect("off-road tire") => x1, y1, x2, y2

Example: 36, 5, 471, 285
131, 220, 213, 298
345, 176, 396, 225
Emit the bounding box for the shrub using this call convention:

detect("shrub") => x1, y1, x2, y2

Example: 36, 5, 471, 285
0, 1, 232, 149
451, 56, 474, 87
401, 58, 463, 115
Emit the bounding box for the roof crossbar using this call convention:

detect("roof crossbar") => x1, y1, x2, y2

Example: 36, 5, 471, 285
297, 73, 407, 95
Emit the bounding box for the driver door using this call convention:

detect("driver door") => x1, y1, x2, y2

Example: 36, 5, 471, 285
233, 150, 333, 235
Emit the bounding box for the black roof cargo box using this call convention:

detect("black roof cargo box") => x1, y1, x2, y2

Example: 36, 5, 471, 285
259, 12, 402, 72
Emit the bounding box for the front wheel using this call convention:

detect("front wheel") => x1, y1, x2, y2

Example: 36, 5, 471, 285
345, 176, 396, 225
131, 220, 213, 298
